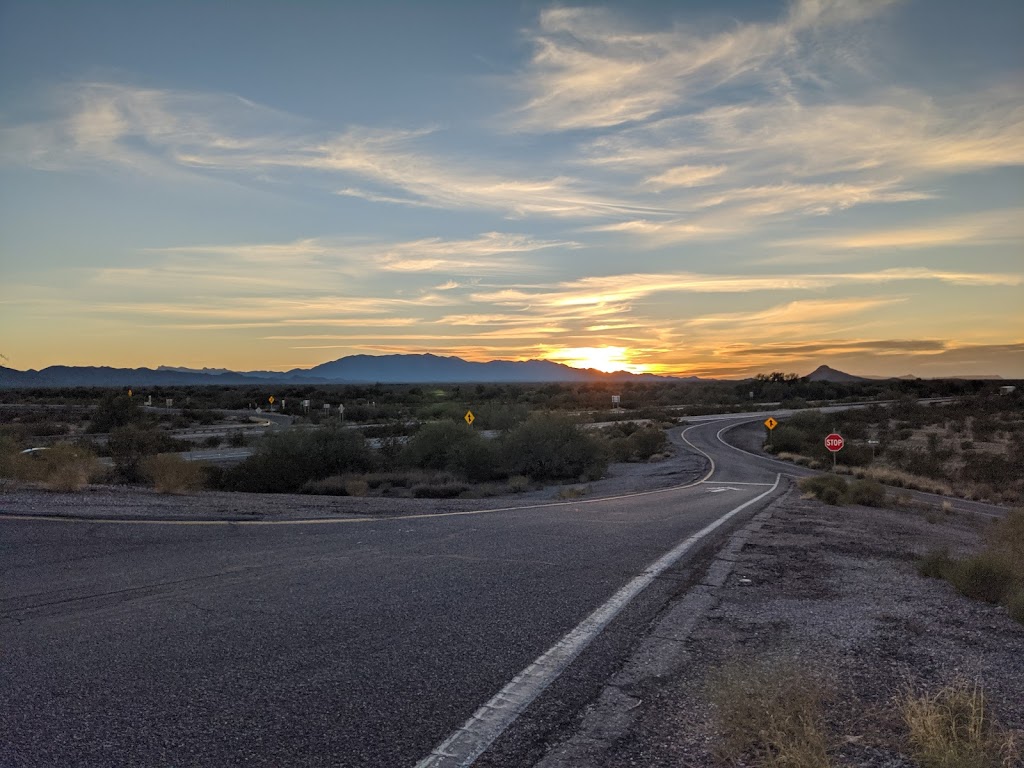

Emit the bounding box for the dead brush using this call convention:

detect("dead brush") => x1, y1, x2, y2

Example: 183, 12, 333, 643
708, 659, 833, 767
901, 678, 1020, 768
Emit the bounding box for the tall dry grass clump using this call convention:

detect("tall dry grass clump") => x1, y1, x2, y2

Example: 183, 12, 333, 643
0, 442, 102, 491
142, 454, 205, 494
902, 679, 1020, 768
708, 660, 833, 767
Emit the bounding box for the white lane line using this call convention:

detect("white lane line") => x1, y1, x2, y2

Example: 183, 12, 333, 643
415, 474, 782, 768
700, 480, 774, 486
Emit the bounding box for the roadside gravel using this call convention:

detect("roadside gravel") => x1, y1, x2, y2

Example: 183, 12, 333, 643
542, 490, 1024, 767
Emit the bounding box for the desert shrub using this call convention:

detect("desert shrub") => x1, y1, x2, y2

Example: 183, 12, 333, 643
628, 427, 668, 460
402, 421, 484, 473
505, 474, 530, 493
502, 415, 607, 481
766, 424, 808, 454
950, 552, 1017, 605
799, 474, 849, 505
917, 511, 1024, 624
847, 478, 887, 507
224, 428, 375, 493
108, 424, 177, 482
556, 485, 590, 499
917, 547, 956, 579
962, 453, 1021, 487
412, 480, 468, 498
708, 659, 832, 768
299, 475, 349, 496
141, 454, 205, 494
902, 679, 1019, 768
89, 393, 145, 433
40, 443, 103, 491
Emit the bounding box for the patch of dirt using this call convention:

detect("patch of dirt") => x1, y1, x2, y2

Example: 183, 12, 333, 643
596, 491, 1024, 767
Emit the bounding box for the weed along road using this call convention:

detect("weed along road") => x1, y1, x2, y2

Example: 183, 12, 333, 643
0, 419, 787, 767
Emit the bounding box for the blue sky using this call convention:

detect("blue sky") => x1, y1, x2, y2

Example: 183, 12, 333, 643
1, 0, 1022, 378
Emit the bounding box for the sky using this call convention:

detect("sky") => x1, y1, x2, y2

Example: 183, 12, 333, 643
1, 0, 1022, 379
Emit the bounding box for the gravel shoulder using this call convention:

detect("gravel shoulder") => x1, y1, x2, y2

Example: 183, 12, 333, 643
0, 428, 708, 521
537, 487, 1024, 767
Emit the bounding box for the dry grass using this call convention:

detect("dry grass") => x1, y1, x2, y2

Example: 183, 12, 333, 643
917, 511, 1024, 625
709, 660, 833, 767
556, 485, 590, 499
0, 443, 103, 492
902, 679, 1020, 768
141, 454, 205, 494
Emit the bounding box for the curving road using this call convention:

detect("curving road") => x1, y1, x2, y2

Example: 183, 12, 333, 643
0, 414, 986, 767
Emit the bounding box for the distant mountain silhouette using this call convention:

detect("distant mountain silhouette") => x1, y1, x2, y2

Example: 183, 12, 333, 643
804, 365, 869, 383
0, 354, 690, 387
289, 353, 681, 384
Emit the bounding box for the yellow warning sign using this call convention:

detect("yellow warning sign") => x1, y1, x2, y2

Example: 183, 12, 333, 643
127, 389, 133, 398
269, 396, 275, 404
764, 417, 778, 430
464, 410, 475, 425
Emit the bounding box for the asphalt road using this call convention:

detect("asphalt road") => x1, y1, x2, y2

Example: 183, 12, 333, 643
2, 420, 779, 767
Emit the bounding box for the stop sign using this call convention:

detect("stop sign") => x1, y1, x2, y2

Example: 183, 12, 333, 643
825, 433, 844, 452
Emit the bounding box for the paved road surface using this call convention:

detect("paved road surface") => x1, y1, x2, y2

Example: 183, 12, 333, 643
0, 418, 788, 767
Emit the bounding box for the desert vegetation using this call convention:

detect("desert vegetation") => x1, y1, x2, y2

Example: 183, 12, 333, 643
220, 414, 611, 497
916, 510, 1024, 624
767, 394, 1024, 505
708, 661, 1019, 768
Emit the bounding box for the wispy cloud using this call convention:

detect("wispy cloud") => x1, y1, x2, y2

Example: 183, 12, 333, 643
1, 83, 657, 219
511, 1, 899, 132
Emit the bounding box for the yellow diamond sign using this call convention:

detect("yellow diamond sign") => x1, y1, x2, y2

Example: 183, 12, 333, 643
764, 417, 778, 430
269, 396, 275, 404
464, 410, 475, 425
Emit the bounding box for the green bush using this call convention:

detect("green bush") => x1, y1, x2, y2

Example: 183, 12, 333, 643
950, 553, 1017, 604
108, 424, 176, 482
917, 547, 955, 579
799, 474, 849, 505
224, 428, 375, 493
502, 414, 607, 481
847, 478, 887, 507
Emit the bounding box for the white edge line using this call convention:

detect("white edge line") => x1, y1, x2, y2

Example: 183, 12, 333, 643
0, 422, 727, 528
415, 472, 782, 768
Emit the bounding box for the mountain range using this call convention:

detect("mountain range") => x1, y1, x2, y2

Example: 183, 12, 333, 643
0, 356, 1004, 388
0, 354, 690, 388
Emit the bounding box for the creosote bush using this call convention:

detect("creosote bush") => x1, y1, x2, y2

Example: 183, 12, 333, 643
798, 474, 887, 507
916, 510, 1024, 625
142, 454, 205, 494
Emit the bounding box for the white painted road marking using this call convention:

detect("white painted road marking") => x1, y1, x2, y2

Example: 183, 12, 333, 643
415, 474, 782, 768
706, 486, 741, 493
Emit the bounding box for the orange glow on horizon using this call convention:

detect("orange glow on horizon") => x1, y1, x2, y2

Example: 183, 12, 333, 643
544, 346, 650, 374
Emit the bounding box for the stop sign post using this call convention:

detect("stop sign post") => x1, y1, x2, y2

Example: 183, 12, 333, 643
825, 432, 844, 470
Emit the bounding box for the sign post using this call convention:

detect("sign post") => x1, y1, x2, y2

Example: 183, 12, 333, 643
464, 410, 475, 426
825, 432, 844, 471
764, 417, 778, 449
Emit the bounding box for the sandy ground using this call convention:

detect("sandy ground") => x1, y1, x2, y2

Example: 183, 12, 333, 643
568, 489, 1024, 767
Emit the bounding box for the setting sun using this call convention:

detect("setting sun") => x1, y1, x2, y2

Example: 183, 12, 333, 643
545, 346, 648, 374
